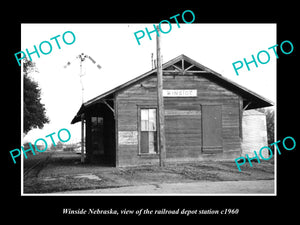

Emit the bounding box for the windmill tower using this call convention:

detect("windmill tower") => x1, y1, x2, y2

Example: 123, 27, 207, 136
64, 53, 101, 103
64, 53, 101, 163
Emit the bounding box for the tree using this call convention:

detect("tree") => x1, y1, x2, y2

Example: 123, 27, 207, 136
23, 58, 49, 134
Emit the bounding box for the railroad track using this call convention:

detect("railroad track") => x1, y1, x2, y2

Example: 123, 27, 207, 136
23, 152, 53, 178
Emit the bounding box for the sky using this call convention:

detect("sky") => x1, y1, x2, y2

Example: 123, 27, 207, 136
21, 23, 276, 144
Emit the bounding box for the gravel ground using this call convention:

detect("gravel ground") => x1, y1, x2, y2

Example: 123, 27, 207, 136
23, 151, 274, 194
56, 180, 275, 194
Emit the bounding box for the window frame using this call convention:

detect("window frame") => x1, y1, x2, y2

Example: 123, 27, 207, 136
137, 106, 159, 156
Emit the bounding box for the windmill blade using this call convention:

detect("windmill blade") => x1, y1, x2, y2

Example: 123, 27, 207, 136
87, 55, 101, 70
88, 56, 96, 64
64, 53, 101, 71
63, 56, 78, 69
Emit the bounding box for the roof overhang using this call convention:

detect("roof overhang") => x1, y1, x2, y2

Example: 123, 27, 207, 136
71, 104, 85, 124
71, 54, 273, 124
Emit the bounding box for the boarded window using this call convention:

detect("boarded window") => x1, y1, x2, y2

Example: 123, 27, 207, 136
140, 109, 157, 154
202, 105, 223, 153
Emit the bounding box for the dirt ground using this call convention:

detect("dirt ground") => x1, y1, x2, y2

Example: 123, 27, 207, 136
23, 151, 274, 193
57, 180, 275, 194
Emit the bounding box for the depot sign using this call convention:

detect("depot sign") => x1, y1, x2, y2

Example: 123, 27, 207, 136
162, 89, 197, 97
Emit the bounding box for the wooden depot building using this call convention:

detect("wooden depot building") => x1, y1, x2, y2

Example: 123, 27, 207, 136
71, 54, 273, 167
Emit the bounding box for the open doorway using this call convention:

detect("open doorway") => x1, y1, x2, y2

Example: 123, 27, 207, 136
85, 102, 116, 166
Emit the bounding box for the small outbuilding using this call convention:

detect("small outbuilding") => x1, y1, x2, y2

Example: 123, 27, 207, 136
241, 109, 269, 158
71, 54, 273, 167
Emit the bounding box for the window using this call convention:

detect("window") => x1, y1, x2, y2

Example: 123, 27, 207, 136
140, 108, 158, 154
91, 117, 104, 154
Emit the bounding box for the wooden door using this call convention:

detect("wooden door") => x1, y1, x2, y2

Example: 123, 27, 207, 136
202, 105, 222, 153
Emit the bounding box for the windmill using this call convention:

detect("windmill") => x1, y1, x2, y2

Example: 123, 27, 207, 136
64, 53, 101, 103
64, 53, 101, 163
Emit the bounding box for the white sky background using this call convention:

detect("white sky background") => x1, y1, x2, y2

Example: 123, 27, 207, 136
21, 23, 276, 144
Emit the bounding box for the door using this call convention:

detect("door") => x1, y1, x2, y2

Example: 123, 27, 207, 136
202, 105, 222, 153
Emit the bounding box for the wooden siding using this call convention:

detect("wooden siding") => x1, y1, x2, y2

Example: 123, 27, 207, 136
116, 73, 241, 166
202, 105, 222, 153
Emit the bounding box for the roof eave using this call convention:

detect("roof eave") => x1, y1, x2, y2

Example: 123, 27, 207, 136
70, 54, 274, 124
70, 104, 85, 124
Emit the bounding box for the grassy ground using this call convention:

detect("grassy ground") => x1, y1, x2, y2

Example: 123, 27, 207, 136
23, 151, 274, 193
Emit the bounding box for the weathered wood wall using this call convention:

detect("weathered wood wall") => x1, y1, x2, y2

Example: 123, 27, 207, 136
116, 73, 241, 166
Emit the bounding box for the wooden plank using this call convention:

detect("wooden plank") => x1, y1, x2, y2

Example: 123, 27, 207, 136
172, 64, 182, 72
163, 70, 180, 73
164, 110, 200, 116
118, 131, 138, 145
202, 105, 223, 152
202, 146, 223, 154
101, 100, 115, 115
184, 64, 194, 72
115, 65, 243, 165
164, 102, 201, 159
185, 71, 207, 73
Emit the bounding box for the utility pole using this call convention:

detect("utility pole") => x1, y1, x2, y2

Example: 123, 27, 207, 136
156, 25, 166, 167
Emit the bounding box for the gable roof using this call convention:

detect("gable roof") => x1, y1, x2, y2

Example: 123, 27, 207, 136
71, 54, 273, 124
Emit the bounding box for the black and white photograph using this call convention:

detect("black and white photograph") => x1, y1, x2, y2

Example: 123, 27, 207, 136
21, 23, 276, 195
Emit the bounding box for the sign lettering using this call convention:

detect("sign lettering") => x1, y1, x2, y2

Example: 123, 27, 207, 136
163, 89, 197, 97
